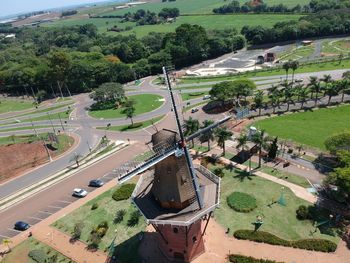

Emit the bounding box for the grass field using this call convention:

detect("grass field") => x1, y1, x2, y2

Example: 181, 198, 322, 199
181, 91, 209, 101
213, 165, 339, 242
2, 238, 72, 263
46, 14, 303, 37
0, 125, 57, 132
322, 39, 350, 56
254, 105, 350, 150
179, 58, 350, 84
280, 44, 315, 61
52, 184, 146, 262
0, 100, 34, 114
89, 94, 164, 119
97, 115, 165, 132
28, 110, 71, 122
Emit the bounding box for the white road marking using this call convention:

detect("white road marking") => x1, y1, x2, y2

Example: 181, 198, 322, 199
28, 216, 43, 221
7, 228, 22, 233
48, 205, 63, 209
143, 128, 152, 135
38, 210, 53, 215
0, 233, 10, 238
56, 200, 73, 204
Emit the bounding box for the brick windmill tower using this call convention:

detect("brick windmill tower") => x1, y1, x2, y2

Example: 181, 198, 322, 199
117, 67, 230, 262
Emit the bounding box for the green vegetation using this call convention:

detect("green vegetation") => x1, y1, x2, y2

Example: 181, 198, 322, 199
227, 191, 257, 212
52, 183, 146, 256
0, 125, 56, 132
180, 58, 350, 84
97, 115, 164, 132
0, 100, 34, 114
112, 183, 136, 201
183, 101, 207, 112
229, 254, 282, 263
181, 91, 208, 101
213, 166, 339, 243
254, 105, 350, 150
89, 94, 163, 119
234, 230, 337, 252
28, 110, 71, 122
280, 45, 315, 61
1, 238, 72, 263
322, 39, 350, 55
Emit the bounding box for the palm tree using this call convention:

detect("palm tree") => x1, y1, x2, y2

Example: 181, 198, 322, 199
282, 61, 291, 80
290, 60, 299, 86
253, 90, 264, 116
308, 77, 322, 106
251, 129, 269, 168
307, 76, 318, 99
199, 120, 215, 150
184, 117, 199, 147
268, 86, 281, 114
281, 81, 293, 111
215, 127, 233, 156
337, 79, 350, 102
324, 82, 339, 105
235, 132, 249, 160
298, 87, 309, 109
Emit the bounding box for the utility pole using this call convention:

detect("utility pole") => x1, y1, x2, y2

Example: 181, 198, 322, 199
47, 112, 56, 134
58, 113, 65, 132
41, 136, 52, 162
30, 119, 38, 137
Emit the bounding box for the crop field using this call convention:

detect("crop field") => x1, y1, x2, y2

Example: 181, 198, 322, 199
254, 105, 350, 150
46, 14, 303, 37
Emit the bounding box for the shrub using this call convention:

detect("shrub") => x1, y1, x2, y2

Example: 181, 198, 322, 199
233, 230, 337, 252
91, 221, 109, 238
91, 203, 99, 210
213, 167, 225, 178
114, 209, 126, 224
127, 210, 141, 227
229, 254, 281, 263
128, 122, 143, 129
112, 183, 136, 201
227, 192, 257, 212
88, 232, 101, 250
28, 249, 47, 263
72, 222, 84, 239
296, 205, 309, 220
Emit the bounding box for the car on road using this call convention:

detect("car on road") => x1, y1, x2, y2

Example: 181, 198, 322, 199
191, 108, 199, 113
89, 179, 104, 187
203, 95, 211, 100
295, 78, 303, 83
14, 221, 30, 231
72, 188, 88, 198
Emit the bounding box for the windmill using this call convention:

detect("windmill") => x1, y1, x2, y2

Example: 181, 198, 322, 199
116, 66, 231, 262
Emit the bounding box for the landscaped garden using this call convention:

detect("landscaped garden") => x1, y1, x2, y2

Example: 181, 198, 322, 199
254, 105, 350, 150
209, 165, 340, 246
0, 99, 34, 114
2, 238, 73, 263
89, 94, 164, 119
52, 183, 146, 263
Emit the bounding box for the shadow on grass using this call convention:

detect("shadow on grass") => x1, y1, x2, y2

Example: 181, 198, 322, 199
109, 232, 143, 263
233, 169, 255, 182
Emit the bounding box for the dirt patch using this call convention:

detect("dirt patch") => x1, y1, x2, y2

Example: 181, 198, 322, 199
226, 118, 253, 133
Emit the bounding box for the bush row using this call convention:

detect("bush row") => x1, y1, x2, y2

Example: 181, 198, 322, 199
233, 230, 337, 252
229, 254, 283, 263
112, 183, 136, 201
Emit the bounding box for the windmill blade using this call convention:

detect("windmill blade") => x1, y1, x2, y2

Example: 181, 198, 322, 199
117, 144, 177, 184
186, 115, 232, 142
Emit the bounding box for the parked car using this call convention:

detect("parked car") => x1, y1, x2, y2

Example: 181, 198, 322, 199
295, 78, 303, 83
14, 221, 30, 231
89, 179, 104, 187
203, 95, 211, 100
72, 188, 88, 198
191, 108, 199, 113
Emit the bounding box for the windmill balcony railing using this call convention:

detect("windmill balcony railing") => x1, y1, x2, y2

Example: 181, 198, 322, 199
195, 164, 221, 205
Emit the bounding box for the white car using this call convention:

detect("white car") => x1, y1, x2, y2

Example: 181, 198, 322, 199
203, 95, 211, 100
72, 188, 88, 198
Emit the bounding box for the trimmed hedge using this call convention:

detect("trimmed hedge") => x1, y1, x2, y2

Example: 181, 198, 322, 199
28, 249, 47, 263
112, 183, 136, 201
234, 230, 337, 252
229, 254, 282, 263
227, 192, 257, 212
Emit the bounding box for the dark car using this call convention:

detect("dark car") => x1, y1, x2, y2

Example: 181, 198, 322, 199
14, 221, 30, 231
89, 179, 104, 187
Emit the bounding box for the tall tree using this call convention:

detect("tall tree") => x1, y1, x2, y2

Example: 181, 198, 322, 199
252, 129, 269, 168
290, 60, 299, 86
308, 76, 322, 106
184, 117, 200, 147
253, 90, 264, 116
282, 61, 291, 80
47, 51, 71, 98
199, 120, 215, 150
123, 99, 136, 125
215, 127, 233, 156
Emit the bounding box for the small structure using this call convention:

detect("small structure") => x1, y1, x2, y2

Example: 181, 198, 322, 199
301, 40, 313, 46
264, 52, 276, 62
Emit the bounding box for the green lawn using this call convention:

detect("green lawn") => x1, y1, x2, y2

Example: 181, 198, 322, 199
181, 91, 208, 101
2, 238, 72, 263
0, 125, 57, 132
280, 44, 315, 61
254, 105, 350, 150
213, 165, 339, 242
97, 115, 165, 132
0, 100, 34, 114
322, 39, 350, 56
89, 94, 164, 119
179, 58, 350, 84
28, 110, 71, 122
52, 184, 146, 262
183, 101, 208, 112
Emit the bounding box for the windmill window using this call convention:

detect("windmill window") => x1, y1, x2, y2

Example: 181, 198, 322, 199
192, 236, 197, 243
173, 227, 178, 234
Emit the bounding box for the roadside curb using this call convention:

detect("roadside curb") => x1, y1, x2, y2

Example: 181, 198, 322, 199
0, 140, 129, 212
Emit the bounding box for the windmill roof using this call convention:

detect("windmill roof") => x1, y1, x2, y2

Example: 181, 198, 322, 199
132, 165, 220, 226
